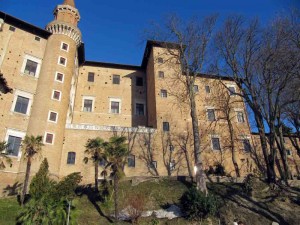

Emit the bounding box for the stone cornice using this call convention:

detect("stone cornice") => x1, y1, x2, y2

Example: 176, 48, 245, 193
54, 4, 80, 21
46, 21, 81, 46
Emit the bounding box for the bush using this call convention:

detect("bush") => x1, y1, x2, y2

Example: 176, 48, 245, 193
180, 187, 219, 220
205, 163, 226, 176
125, 193, 146, 224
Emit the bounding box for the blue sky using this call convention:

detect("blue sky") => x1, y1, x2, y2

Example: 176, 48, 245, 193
1, 0, 299, 66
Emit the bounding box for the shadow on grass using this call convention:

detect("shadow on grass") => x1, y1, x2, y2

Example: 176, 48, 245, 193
2, 182, 22, 196
209, 182, 290, 225
76, 184, 114, 224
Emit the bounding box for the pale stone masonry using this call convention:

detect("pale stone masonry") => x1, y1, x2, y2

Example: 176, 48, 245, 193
0, 0, 297, 187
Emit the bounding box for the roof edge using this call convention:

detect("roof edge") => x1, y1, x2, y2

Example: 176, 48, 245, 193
83, 61, 142, 70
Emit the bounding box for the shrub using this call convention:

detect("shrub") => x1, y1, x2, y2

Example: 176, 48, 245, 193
180, 187, 219, 220
214, 163, 226, 176
125, 193, 146, 224
243, 174, 254, 196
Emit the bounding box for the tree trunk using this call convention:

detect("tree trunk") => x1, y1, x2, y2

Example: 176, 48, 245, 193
227, 118, 240, 177
189, 89, 207, 194
183, 147, 193, 180
95, 162, 99, 192
21, 157, 32, 205
114, 174, 119, 220
275, 155, 284, 182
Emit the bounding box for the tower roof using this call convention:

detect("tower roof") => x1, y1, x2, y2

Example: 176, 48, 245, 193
63, 0, 75, 7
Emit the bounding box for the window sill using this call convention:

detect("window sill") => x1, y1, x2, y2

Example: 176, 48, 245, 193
11, 111, 29, 117
20, 72, 38, 79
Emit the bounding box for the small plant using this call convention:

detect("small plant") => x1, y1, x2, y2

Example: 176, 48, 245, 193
214, 163, 226, 176
180, 187, 219, 221
149, 218, 159, 225
243, 174, 254, 196
126, 193, 146, 224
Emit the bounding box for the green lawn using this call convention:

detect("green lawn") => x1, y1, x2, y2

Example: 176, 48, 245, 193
0, 197, 20, 225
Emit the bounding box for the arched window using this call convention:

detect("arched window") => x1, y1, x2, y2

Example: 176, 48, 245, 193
67, 152, 76, 164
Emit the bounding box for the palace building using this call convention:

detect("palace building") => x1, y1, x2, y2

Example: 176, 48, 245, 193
1, 0, 263, 187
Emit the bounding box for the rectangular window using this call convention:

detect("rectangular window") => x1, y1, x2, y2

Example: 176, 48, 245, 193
207, 109, 216, 121
128, 154, 135, 167
161, 89, 167, 98
48, 111, 58, 123
163, 122, 170, 132
52, 90, 61, 101
237, 111, 245, 123
136, 77, 143, 86
61, 42, 69, 51
194, 85, 199, 93
58, 56, 67, 66
24, 60, 38, 76
113, 75, 120, 84
158, 57, 164, 63
228, 86, 236, 96
83, 99, 93, 112
45, 133, 54, 144
212, 137, 221, 150
286, 149, 291, 156
170, 160, 175, 171
55, 72, 64, 82
9, 26, 16, 32
14, 96, 29, 114
135, 103, 144, 116
243, 139, 251, 152
67, 152, 76, 164
158, 71, 164, 78
7, 135, 22, 156
111, 101, 120, 114
99, 158, 107, 167
88, 72, 95, 82
35, 36, 40, 41
205, 85, 211, 94
150, 161, 157, 169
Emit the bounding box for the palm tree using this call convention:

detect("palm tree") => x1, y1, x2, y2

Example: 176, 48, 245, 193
21, 135, 44, 205
0, 141, 12, 169
104, 136, 128, 220
84, 137, 106, 193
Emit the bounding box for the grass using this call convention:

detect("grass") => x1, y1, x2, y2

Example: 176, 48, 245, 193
0, 197, 20, 225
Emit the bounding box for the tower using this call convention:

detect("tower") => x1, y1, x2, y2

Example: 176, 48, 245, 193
24, 0, 81, 177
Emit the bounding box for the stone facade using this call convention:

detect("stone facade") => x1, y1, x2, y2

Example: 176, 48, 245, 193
1, 0, 288, 188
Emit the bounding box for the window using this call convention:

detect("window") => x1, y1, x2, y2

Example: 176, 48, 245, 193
286, 149, 291, 156
11, 90, 33, 115
194, 85, 199, 93
52, 90, 61, 101
243, 139, 251, 152
212, 137, 221, 150
113, 75, 120, 84
111, 101, 120, 114
7, 135, 22, 156
207, 109, 216, 121
55, 72, 64, 83
237, 111, 245, 123
128, 154, 135, 167
48, 111, 58, 123
83, 99, 93, 112
61, 42, 69, 51
14, 96, 29, 114
24, 60, 38, 76
35, 36, 40, 41
150, 161, 157, 169
9, 26, 16, 32
44, 132, 54, 144
228, 86, 236, 96
136, 77, 143, 86
67, 152, 76, 164
158, 71, 164, 78
99, 158, 107, 167
158, 57, 164, 63
205, 85, 211, 94
88, 72, 95, 82
21, 55, 41, 77
5, 129, 25, 157
161, 89, 167, 98
163, 122, 170, 132
170, 160, 175, 171
58, 56, 67, 66
135, 103, 144, 116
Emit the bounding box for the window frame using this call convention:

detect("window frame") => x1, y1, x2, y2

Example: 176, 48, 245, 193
150, 161, 157, 169
21, 54, 42, 78
11, 90, 33, 116
44, 132, 55, 145
4, 129, 26, 158
160, 89, 168, 98
207, 108, 216, 121
88, 72, 95, 82
67, 152, 76, 165
227, 85, 236, 96
237, 111, 245, 123
136, 77, 143, 86
127, 154, 135, 168
158, 71, 164, 78
55, 71, 64, 83
112, 75, 120, 85
48, 110, 58, 123
211, 136, 221, 151
135, 101, 145, 116
205, 85, 211, 94
163, 122, 170, 132
193, 85, 199, 93
61, 42, 69, 52
51, 90, 62, 101
58, 56, 67, 67
109, 98, 121, 114
82, 96, 95, 112
157, 57, 164, 64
